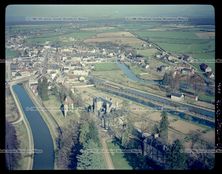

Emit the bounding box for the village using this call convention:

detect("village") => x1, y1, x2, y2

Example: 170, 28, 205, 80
5, 18, 215, 170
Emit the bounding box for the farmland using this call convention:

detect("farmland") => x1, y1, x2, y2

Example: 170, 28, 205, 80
84, 31, 146, 48
94, 63, 120, 71
136, 48, 159, 58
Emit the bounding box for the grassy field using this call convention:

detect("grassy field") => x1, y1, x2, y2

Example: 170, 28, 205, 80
26, 30, 99, 44
124, 62, 145, 76
191, 52, 215, 72
106, 140, 132, 169
6, 48, 19, 58
43, 95, 65, 127
198, 93, 215, 103
84, 31, 146, 48
92, 70, 166, 97
136, 48, 159, 58
94, 63, 120, 71
134, 30, 215, 54
14, 121, 31, 170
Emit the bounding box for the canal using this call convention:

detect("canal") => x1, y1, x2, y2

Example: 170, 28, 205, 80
115, 60, 214, 118
12, 84, 54, 170
116, 60, 160, 85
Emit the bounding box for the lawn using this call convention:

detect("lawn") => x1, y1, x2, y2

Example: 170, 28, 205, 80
198, 93, 215, 103
124, 62, 145, 77
191, 52, 215, 72
94, 63, 120, 71
136, 48, 159, 58
106, 140, 132, 169
6, 48, 19, 58
43, 95, 64, 126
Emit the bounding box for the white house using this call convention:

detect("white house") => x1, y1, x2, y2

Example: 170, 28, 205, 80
171, 93, 185, 102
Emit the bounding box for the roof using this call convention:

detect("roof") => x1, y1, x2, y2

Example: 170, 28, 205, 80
200, 63, 208, 70
171, 92, 183, 97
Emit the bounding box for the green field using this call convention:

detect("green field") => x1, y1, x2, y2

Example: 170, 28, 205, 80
6, 48, 19, 58
136, 48, 159, 58
134, 31, 215, 54
26, 30, 99, 44
106, 140, 132, 169
94, 63, 120, 71
191, 52, 215, 72
124, 62, 145, 76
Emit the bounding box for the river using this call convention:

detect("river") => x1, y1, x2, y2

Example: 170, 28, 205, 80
12, 84, 54, 170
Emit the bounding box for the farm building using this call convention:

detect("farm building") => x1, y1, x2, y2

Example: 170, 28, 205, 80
184, 93, 198, 101
170, 92, 184, 101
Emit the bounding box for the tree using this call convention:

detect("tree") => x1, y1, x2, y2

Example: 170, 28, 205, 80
79, 122, 90, 145
189, 130, 201, 148
77, 139, 106, 169
121, 122, 134, 147
37, 77, 49, 101
5, 121, 21, 170
79, 119, 100, 145
159, 111, 169, 144
166, 139, 187, 169
152, 124, 160, 135
56, 120, 80, 169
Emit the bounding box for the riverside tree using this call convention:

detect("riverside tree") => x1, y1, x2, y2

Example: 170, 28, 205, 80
37, 76, 49, 101
165, 139, 187, 169
77, 139, 106, 169
159, 111, 169, 144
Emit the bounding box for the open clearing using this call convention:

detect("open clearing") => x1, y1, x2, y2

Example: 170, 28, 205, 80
80, 27, 115, 31
84, 31, 146, 48
195, 32, 215, 39
94, 63, 120, 71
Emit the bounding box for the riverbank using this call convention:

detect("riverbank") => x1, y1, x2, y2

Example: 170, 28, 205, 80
10, 84, 34, 170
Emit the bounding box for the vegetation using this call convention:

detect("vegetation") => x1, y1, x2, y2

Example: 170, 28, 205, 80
77, 139, 105, 169
37, 77, 49, 101
121, 122, 134, 147
76, 114, 106, 169
56, 120, 79, 169
5, 121, 21, 170
6, 48, 19, 58
165, 139, 187, 169
94, 63, 119, 71
106, 140, 132, 169
159, 111, 169, 144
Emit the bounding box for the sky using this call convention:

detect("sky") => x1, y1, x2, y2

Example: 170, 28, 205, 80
6, 5, 214, 19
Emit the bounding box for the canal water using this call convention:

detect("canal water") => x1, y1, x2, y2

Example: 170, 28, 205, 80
116, 60, 214, 119
100, 88, 215, 128
116, 60, 160, 85
12, 84, 54, 170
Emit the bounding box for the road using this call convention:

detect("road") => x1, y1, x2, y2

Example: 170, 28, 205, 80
92, 113, 114, 169
99, 129, 115, 169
